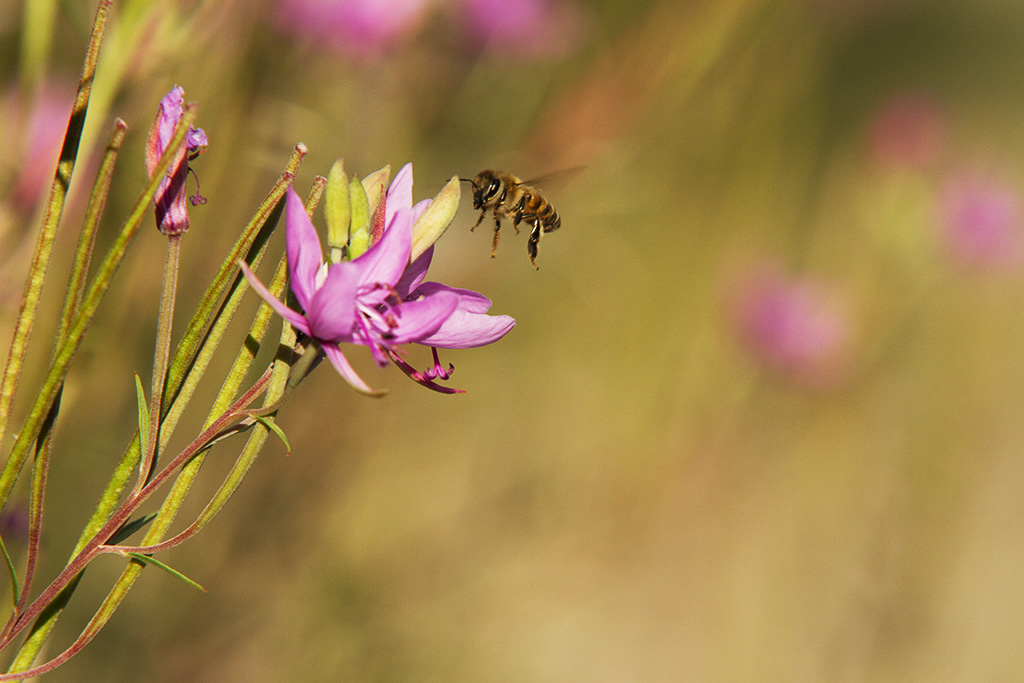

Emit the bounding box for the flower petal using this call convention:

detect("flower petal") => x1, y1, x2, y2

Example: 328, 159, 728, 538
186, 127, 208, 152
414, 282, 494, 313
352, 202, 412, 292
409, 283, 515, 348
387, 289, 460, 343
395, 246, 433, 297
409, 198, 431, 225
305, 261, 360, 341
238, 260, 312, 337
322, 343, 384, 396
385, 162, 414, 224
145, 86, 185, 178
284, 187, 325, 310
420, 309, 516, 349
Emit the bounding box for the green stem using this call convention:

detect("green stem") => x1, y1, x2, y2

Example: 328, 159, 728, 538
161, 143, 307, 420
0, 0, 112, 482
1, 370, 273, 652
17, 119, 128, 617
137, 235, 181, 495
137, 175, 324, 549
61, 118, 129, 341
0, 104, 198, 517
96, 255, 294, 557
9, 174, 323, 669
2, 144, 307, 674
97, 228, 308, 557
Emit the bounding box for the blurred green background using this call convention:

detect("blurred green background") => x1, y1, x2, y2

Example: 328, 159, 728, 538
4, 0, 1024, 680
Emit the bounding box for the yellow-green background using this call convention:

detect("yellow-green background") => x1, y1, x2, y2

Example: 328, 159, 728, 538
3, 0, 1024, 680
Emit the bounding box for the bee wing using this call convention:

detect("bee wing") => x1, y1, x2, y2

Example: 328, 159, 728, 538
521, 166, 585, 188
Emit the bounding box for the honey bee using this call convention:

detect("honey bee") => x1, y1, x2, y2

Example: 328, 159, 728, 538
463, 169, 562, 269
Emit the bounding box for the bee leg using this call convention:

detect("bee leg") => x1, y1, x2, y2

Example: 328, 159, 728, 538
470, 210, 487, 232
512, 211, 523, 235
490, 216, 502, 258
527, 218, 542, 270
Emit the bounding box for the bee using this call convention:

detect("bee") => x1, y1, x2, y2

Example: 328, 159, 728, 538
463, 169, 562, 269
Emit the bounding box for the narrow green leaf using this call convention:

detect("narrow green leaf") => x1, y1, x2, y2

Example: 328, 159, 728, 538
253, 415, 291, 456
125, 553, 206, 593
134, 374, 148, 450
107, 513, 157, 546
0, 533, 20, 612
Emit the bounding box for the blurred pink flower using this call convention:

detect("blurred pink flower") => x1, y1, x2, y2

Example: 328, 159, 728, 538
11, 84, 74, 208
460, 0, 585, 58
275, 0, 432, 56
274, 0, 585, 59
866, 92, 945, 169
729, 263, 850, 387
940, 171, 1024, 271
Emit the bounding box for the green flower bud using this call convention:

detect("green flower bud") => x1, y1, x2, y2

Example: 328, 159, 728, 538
325, 159, 350, 264
411, 175, 461, 262
361, 165, 391, 217
347, 176, 372, 260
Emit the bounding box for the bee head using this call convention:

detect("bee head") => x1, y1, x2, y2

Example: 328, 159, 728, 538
462, 172, 493, 210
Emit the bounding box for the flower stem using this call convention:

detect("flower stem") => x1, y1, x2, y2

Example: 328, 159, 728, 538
16, 119, 128, 623
136, 234, 181, 495
1, 145, 308, 674
98, 260, 295, 557
0, 104, 197, 517
0, 0, 111, 484
0, 370, 273, 661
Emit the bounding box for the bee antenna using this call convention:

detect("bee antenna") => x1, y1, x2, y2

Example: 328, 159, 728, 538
458, 177, 475, 186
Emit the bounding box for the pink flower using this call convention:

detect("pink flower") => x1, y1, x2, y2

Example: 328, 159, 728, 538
240, 164, 515, 394
144, 86, 208, 235
460, 0, 585, 58
729, 263, 850, 387
3, 82, 74, 208
275, 0, 432, 57
10, 83, 73, 209
940, 171, 1024, 271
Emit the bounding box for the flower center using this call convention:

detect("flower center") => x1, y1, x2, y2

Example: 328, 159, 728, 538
354, 283, 403, 365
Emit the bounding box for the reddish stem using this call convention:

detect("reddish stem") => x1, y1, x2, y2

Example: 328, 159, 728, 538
0, 367, 272, 651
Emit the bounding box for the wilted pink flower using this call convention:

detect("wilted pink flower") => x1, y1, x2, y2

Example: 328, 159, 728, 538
240, 164, 515, 394
460, 0, 585, 58
275, 0, 432, 57
144, 86, 208, 236
729, 263, 850, 387
866, 92, 945, 169
940, 171, 1024, 271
